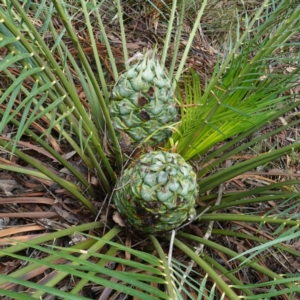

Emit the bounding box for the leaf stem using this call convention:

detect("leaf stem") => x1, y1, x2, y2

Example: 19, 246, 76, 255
149, 235, 176, 299
115, 0, 129, 69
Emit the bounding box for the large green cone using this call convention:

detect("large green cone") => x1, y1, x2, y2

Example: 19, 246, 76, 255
109, 53, 178, 147
113, 151, 198, 233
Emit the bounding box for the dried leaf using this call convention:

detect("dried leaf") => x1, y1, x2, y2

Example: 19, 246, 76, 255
0, 217, 10, 229
61, 150, 77, 160
117, 129, 131, 149
52, 205, 79, 225
0, 180, 18, 196
112, 211, 125, 227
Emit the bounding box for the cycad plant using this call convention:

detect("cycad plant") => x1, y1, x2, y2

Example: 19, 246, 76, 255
0, 0, 300, 299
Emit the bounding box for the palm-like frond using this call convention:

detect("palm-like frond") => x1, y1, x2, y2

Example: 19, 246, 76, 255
1, 217, 300, 299
171, 0, 300, 160
0, 226, 168, 300
1, 0, 300, 299
0, 0, 121, 194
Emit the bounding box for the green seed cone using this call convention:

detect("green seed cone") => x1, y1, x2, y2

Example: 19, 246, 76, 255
109, 53, 178, 147
113, 151, 198, 233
